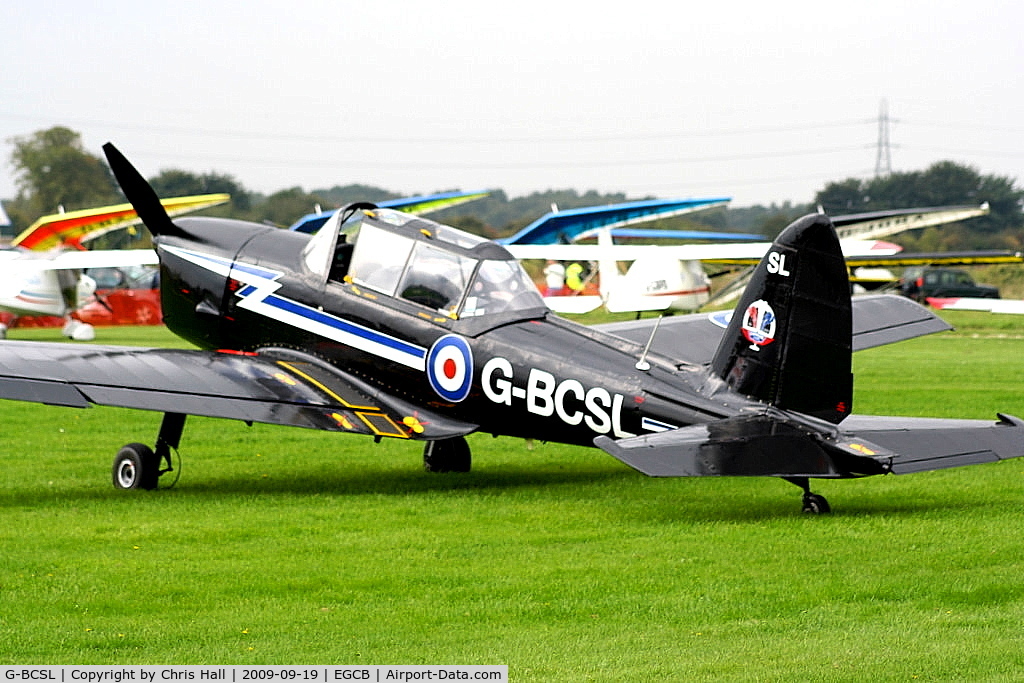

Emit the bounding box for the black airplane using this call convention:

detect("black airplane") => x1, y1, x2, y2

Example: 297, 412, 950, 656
0, 143, 1022, 513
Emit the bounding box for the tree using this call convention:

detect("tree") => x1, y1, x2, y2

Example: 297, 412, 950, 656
259, 187, 326, 227
149, 168, 253, 212
815, 161, 1024, 250
7, 126, 119, 217
814, 178, 869, 214
312, 184, 402, 208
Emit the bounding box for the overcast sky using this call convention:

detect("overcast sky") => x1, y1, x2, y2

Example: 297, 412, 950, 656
2, 0, 1022, 209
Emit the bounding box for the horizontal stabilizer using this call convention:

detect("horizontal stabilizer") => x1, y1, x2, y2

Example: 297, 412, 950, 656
848, 293, 952, 348
836, 413, 1024, 474
596, 411, 1024, 479
596, 294, 950, 366
594, 414, 846, 478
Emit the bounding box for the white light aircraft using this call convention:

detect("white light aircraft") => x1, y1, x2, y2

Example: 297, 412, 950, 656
0, 248, 159, 340
0, 194, 228, 339
508, 203, 991, 314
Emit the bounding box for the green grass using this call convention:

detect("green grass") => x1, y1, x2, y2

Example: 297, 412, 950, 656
3, 314, 1024, 679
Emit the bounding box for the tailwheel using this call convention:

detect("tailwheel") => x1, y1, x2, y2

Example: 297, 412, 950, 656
423, 436, 471, 473
801, 492, 831, 515
112, 443, 160, 490
785, 476, 832, 515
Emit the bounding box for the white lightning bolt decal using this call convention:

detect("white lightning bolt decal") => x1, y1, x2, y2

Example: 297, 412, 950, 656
161, 245, 427, 370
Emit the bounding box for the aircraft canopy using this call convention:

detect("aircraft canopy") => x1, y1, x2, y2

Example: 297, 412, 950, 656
305, 207, 544, 320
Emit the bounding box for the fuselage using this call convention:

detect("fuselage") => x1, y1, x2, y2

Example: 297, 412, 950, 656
153, 210, 761, 448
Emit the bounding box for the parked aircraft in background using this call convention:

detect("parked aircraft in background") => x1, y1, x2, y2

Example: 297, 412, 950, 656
1, 143, 1022, 514
510, 203, 995, 314
11, 194, 229, 250
498, 197, 751, 314
73, 264, 163, 326
827, 203, 990, 241
0, 201, 12, 237
288, 190, 491, 234
0, 194, 228, 339
926, 297, 1024, 315
499, 197, 738, 245
0, 247, 158, 339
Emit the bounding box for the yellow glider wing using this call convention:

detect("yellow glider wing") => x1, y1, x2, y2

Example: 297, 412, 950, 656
13, 193, 230, 251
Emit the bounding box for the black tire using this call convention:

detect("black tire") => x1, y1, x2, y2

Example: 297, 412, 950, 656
802, 493, 831, 515
423, 437, 471, 473
112, 443, 160, 490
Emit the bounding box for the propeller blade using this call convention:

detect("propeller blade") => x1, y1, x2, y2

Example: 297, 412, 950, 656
102, 143, 182, 239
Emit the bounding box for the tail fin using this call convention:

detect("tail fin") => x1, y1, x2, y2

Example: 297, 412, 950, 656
102, 143, 181, 239
710, 214, 852, 423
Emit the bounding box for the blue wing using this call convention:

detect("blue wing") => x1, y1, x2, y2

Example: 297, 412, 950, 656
500, 197, 732, 245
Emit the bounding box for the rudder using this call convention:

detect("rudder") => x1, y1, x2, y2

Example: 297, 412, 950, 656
710, 213, 852, 423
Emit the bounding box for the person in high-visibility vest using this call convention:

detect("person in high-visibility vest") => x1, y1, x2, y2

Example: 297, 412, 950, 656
565, 262, 585, 292
543, 260, 566, 296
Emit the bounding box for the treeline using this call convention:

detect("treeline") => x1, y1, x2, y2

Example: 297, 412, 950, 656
4, 126, 1022, 251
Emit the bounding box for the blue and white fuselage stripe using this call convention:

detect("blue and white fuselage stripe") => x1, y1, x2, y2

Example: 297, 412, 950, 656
641, 416, 677, 433
162, 245, 427, 370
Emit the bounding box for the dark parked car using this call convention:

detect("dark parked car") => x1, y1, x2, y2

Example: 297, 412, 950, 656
900, 267, 1000, 302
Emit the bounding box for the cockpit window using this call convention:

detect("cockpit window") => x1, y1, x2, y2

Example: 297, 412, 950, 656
301, 210, 339, 278
434, 224, 488, 250
461, 259, 544, 317
397, 242, 477, 316
316, 208, 544, 321
348, 226, 415, 296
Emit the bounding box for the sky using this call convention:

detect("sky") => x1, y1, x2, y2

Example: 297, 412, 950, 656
2, 0, 1022, 209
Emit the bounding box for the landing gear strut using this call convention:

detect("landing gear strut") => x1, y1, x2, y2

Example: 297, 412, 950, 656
785, 477, 831, 514
423, 436, 471, 473
111, 412, 186, 490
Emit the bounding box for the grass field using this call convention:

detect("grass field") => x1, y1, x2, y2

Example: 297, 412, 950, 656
3, 313, 1024, 679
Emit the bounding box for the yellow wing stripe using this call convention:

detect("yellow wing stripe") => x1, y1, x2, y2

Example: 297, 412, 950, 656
275, 361, 376, 410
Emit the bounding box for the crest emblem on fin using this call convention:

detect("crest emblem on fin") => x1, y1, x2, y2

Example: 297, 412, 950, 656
741, 299, 776, 351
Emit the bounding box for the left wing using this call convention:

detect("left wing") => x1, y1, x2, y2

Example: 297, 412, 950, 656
0, 342, 476, 441
287, 190, 491, 233
927, 297, 1024, 315
505, 239, 901, 264
47, 249, 158, 270
500, 197, 732, 246
831, 203, 990, 241
845, 249, 1024, 269
591, 227, 763, 242
381, 189, 491, 215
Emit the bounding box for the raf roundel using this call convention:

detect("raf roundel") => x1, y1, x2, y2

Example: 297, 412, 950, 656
427, 334, 474, 402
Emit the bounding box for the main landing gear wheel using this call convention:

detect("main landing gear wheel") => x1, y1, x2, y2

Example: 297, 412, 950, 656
111, 413, 186, 491
112, 443, 160, 490
423, 436, 471, 473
